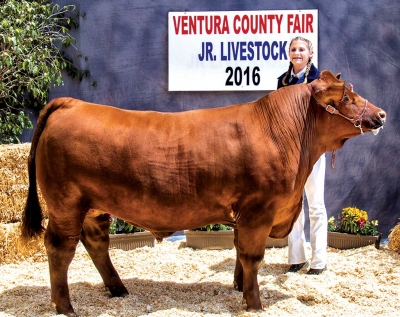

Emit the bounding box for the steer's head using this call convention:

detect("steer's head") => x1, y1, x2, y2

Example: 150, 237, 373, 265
309, 70, 386, 142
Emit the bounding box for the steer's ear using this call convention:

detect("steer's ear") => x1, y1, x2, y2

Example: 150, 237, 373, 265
312, 70, 346, 104
335, 73, 341, 79
313, 81, 346, 105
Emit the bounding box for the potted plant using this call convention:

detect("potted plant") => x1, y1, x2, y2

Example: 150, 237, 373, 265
109, 217, 155, 250
327, 207, 381, 250
185, 224, 234, 249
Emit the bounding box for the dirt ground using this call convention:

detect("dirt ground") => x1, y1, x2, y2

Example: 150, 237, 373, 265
0, 240, 399, 317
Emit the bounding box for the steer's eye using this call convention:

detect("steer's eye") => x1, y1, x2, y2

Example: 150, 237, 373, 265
342, 95, 350, 103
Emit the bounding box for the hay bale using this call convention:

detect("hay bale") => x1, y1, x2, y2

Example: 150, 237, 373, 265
0, 184, 29, 222
0, 143, 49, 263
388, 222, 400, 253
0, 222, 46, 264
0, 143, 30, 186
0, 184, 48, 223
0, 143, 30, 223
0, 143, 48, 223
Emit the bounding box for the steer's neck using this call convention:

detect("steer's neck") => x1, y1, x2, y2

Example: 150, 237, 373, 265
253, 85, 331, 193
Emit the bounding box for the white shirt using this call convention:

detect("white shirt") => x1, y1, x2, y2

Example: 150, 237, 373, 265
290, 66, 307, 82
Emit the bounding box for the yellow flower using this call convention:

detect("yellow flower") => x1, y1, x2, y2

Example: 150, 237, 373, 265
342, 207, 368, 221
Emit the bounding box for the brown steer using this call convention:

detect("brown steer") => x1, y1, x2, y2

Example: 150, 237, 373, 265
22, 70, 386, 316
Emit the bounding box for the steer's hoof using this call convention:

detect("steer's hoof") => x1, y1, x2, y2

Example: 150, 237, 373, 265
56, 310, 77, 317
246, 304, 265, 312
244, 298, 265, 312
233, 281, 243, 292
107, 285, 129, 297
53, 301, 77, 317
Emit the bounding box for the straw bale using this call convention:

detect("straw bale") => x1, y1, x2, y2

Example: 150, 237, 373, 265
0, 143, 48, 223
0, 143, 30, 186
388, 222, 400, 253
0, 222, 46, 264
0, 143, 48, 263
0, 144, 30, 218
0, 184, 29, 222
0, 184, 48, 223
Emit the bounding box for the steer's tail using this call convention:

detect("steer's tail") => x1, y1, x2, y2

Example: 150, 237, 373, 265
21, 98, 67, 242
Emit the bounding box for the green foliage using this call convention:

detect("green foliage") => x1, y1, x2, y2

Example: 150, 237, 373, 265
191, 224, 232, 232
359, 220, 379, 236
328, 207, 379, 236
0, 110, 33, 143
0, 0, 92, 144
109, 217, 145, 234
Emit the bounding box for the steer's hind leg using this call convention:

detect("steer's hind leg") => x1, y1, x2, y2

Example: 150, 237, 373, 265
233, 228, 244, 291
45, 213, 82, 316
80, 212, 128, 297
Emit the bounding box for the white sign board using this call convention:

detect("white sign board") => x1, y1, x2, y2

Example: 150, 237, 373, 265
168, 10, 318, 91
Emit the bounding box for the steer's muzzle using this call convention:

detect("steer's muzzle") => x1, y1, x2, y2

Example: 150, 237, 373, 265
371, 110, 386, 135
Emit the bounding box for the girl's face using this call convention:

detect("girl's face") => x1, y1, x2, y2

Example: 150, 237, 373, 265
289, 40, 313, 72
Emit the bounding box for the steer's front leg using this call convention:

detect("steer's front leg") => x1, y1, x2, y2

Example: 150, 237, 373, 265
237, 226, 268, 311
241, 256, 264, 311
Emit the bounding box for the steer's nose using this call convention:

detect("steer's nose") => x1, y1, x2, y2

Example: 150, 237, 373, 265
379, 110, 386, 123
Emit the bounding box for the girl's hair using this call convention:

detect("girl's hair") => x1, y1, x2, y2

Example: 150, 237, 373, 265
281, 36, 313, 86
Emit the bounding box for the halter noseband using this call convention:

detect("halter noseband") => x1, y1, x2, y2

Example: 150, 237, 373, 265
307, 83, 368, 135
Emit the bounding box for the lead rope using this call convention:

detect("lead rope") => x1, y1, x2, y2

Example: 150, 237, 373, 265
331, 150, 336, 171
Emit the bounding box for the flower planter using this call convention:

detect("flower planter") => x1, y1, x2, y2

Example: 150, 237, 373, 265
184, 230, 234, 249
328, 231, 381, 250
109, 232, 155, 250
184, 231, 288, 249
266, 236, 288, 248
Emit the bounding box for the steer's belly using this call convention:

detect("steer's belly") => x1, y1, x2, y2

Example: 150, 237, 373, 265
89, 194, 237, 232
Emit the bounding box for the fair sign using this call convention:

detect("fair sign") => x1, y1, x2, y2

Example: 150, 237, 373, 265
168, 10, 318, 91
